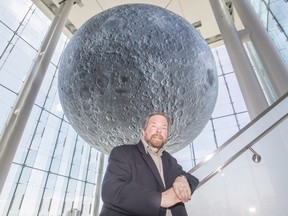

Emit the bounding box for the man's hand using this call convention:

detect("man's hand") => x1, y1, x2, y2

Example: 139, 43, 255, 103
160, 187, 181, 208
173, 176, 191, 203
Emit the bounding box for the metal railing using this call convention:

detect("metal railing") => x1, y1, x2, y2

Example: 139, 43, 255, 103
189, 92, 288, 188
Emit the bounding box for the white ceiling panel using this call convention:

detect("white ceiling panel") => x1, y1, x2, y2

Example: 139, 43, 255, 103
32, 0, 244, 47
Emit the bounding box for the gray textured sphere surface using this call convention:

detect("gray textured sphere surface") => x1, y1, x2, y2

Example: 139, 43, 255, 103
58, 4, 218, 154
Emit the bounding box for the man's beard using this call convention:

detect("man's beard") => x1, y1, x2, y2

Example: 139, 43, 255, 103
147, 134, 167, 149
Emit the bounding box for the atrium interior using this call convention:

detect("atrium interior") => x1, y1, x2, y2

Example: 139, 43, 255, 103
0, 0, 288, 215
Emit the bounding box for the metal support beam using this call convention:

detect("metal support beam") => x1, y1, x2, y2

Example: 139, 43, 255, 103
93, 152, 105, 216
231, 0, 288, 98
0, 0, 74, 193
209, 0, 269, 119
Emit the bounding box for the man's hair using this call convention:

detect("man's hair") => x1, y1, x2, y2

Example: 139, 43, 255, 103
141, 112, 171, 131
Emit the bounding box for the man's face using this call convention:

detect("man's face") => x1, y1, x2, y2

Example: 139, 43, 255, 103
143, 115, 168, 149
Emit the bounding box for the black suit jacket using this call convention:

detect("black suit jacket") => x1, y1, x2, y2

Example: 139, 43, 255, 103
100, 141, 199, 216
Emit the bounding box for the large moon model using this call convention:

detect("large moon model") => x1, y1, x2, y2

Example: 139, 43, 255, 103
58, 4, 218, 154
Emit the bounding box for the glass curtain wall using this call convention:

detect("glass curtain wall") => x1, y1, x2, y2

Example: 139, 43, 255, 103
249, 0, 288, 63
1, 0, 286, 215
0, 1, 100, 215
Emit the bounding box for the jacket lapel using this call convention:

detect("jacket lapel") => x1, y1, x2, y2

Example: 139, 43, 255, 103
162, 152, 173, 188
137, 142, 165, 189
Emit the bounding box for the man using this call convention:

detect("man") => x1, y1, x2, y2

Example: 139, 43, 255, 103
100, 112, 199, 216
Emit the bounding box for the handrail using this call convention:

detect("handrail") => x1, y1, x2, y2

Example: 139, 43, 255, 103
188, 91, 288, 189
194, 113, 287, 188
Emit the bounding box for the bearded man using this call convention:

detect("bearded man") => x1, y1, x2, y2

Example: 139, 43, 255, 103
100, 112, 199, 216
